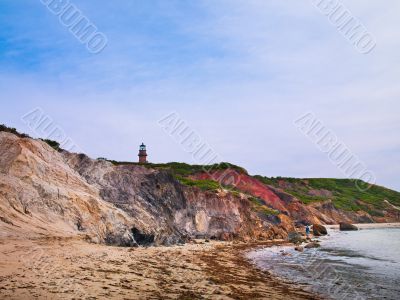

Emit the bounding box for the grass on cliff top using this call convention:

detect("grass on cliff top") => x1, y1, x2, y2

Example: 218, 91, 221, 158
0, 124, 30, 138
1, 124, 62, 152
103, 158, 247, 194
104, 160, 248, 176
40, 139, 61, 151
103, 157, 400, 213
254, 176, 400, 212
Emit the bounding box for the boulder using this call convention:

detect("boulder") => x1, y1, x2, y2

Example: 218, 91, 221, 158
294, 246, 304, 252
219, 232, 234, 241
313, 224, 328, 236
304, 242, 320, 249
288, 232, 304, 244
339, 223, 358, 231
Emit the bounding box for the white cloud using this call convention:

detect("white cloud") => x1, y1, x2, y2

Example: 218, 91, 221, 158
0, 0, 399, 190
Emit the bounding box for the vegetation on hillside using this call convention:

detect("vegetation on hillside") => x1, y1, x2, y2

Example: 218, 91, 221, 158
101, 160, 246, 193
104, 160, 247, 176
0, 124, 29, 138
175, 176, 220, 192
254, 176, 400, 212
104, 158, 400, 213
248, 197, 280, 216
1, 124, 62, 152
40, 139, 61, 151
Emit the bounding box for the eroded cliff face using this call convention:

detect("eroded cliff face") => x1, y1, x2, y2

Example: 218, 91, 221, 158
0, 133, 284, 245
0, 132, 135, 245
192, 170, 329, 225
62, 152, 287, 244
62, 153, 187, 245
192, 170, 400, 225
176, 188, 284, 241
1, 132, 398, 247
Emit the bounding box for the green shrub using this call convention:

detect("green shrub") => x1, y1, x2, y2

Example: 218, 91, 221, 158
0, 124, 63, 152
175, 176, 220, 192
229, 190, 242, 198
0, 124, 29, 138
40, 139, 61, 151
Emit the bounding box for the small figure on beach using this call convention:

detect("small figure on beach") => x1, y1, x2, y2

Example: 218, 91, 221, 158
306, 225, 311, 238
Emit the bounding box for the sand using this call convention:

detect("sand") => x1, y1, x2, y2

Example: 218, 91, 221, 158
0, 237, 319, 300
3, 223, 399, 299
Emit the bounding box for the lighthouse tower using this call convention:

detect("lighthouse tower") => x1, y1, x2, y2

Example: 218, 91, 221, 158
138, 143, 148, 163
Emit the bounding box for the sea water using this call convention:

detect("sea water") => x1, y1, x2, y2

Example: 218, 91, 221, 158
247, 228, 400, 299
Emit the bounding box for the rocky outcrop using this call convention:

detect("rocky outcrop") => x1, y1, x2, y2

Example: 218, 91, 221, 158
312, 224, 327, 236
294, 246, 304, 252
304, 241, 320, 248
179, 188, 255, 240
339, 222, 359, 231
288, 232, 304, 244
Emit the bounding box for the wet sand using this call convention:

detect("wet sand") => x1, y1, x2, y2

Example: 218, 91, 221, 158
0, 237, 319, 299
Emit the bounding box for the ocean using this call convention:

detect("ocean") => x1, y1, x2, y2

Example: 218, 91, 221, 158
247, 227, 400, 300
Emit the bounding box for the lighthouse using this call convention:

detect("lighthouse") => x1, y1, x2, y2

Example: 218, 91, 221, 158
138, 143, 148, 163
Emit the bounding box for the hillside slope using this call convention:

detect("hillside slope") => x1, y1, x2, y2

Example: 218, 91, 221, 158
255, 176, 400, 222
0, 132, 135, 245
1, 126, 399, 246
0, 130, 286, 245
176, 164, 400, 224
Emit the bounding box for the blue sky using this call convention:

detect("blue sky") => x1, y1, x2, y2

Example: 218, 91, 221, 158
0, 0, 399, 190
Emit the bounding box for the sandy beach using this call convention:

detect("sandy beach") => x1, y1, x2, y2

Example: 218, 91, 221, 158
0, 236, 319, 300
2, 224, 399, 299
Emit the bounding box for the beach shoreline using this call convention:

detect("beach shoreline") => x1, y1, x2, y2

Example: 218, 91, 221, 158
325, 222, 400, 230
245, 223, 400, 300
0, 237, 319, 300
2, 223, 398, 299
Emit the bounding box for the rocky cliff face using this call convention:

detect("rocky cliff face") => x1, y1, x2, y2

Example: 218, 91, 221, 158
62, 152, 286, 244
62, 153, 187, 245
0, 132, 135, 245
193, 170, 400, 225
0, 132, 283, 246
1, 131, 399, 247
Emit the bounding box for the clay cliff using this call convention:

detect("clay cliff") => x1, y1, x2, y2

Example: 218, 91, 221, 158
0, 132, 282, 246
0, 132, 135, 245
1, 128, 399, 246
